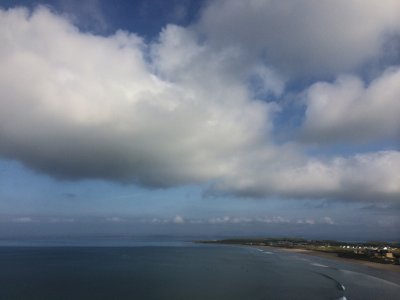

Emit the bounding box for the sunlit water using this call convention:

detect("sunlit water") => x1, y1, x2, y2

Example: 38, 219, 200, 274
0, 239, 398, 300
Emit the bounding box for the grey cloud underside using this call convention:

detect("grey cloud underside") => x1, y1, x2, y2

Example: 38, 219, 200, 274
0, 4, 399, 202
199, 0, 400, 76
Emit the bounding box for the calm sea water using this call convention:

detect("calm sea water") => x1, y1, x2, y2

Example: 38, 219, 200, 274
0, 239, 398, 300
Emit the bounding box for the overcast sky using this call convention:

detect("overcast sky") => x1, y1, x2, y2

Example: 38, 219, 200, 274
0, 0, 399, 240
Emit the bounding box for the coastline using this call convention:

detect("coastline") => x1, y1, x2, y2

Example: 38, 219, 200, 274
255, 245, 400, 273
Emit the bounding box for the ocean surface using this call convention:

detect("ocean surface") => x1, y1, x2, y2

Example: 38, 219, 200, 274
0, 238, 399, 300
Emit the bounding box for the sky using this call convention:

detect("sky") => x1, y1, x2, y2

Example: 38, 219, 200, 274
0, 0, 399, 241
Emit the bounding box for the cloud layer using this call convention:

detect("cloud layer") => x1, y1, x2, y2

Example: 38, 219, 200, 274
216, 151, 400, 201
0, 4, 399, 202
199, 0, 400, 76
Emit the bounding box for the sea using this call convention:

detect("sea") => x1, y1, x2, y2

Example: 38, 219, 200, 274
0, 237, 399, 300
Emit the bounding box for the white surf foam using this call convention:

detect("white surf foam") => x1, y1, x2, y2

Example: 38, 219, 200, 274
311, 263, 329, 268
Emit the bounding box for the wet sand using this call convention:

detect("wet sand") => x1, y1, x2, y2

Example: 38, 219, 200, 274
255, 245, 400, 273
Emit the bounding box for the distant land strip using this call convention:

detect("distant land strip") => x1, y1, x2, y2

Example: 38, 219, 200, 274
197, 237, 400, 267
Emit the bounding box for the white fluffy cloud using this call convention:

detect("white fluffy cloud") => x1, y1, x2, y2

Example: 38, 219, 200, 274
215, 151, 400, 201
301, 67, 400, 142
0, 7, 275, 186
0, 6, 399, 202
199, 0, 400, 75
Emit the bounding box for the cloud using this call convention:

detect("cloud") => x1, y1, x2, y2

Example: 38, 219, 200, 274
206, 216, 231, 224
0, 6, 399, 203
12, 217, 35, 223
296, 218, 315, 225
106, 217, 123, 223
214, 150, 400, 201
187, 215, 333, 225
0, 7, 275, 187
1, 214, 336, 226
319, 217, 334, 225
198, 0, 400, 76
301, 67, 400, 143
172, 215, 185, 224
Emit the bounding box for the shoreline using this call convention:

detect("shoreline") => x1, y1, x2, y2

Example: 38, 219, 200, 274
254, 245, 400, 273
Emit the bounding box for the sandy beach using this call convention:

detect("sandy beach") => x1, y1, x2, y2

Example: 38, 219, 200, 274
255, 245, 400, 273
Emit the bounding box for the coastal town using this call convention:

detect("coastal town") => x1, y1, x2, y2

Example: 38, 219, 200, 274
201, 238, 400, 265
